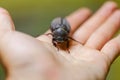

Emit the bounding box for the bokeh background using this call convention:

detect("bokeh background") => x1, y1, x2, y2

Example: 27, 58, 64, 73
0, 0, 120, 80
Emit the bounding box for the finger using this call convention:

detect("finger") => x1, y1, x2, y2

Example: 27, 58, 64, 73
66, 8, 92, 35
0, 8, 15, 35
73, 1, 117, 44
85, 10, 120, 49
44, 8, 92, 34
101, 34, 120, 64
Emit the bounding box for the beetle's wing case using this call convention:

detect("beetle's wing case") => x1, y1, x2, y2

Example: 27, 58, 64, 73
62, 18, 71, 33
50, 17, 62, 32
50, 17, 71, 33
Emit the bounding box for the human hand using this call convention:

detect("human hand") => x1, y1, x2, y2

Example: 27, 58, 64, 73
0, 1, 120, 80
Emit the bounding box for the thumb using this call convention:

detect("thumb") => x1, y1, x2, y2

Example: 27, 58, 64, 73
0, 8, 15, 37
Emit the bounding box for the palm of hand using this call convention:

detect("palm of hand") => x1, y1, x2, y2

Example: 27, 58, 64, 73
1, 31, 108, 80
38, 34, 109, 80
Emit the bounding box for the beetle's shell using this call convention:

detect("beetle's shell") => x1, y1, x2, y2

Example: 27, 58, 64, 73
50, 17, 71, 33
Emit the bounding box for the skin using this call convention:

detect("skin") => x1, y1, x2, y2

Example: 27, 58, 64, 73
0, 1, 120, 80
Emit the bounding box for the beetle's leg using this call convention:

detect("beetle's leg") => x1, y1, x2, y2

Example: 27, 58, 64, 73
45, 33, 53, 36
52, 39, 59, 51
66, 40, 70, 53
68, 36, 81, 44
52, 40, 57, 47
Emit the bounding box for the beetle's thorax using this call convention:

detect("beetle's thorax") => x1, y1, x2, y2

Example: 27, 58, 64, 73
53, 27, 69, 42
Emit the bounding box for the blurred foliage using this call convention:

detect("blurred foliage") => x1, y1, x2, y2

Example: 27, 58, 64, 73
0, 0, 120, 80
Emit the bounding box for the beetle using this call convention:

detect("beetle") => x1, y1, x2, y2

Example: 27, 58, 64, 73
47, 17, 79, 53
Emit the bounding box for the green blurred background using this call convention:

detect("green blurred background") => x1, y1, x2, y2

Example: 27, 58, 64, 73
0, 0, 120, 80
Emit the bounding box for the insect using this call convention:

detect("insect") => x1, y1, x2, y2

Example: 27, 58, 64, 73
47, 17, 79, 53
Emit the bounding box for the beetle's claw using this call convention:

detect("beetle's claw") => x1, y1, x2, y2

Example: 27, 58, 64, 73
66, 49, 70, 53
45, 33, 53, 36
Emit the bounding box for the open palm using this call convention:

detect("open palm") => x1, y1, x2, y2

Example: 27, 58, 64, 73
0, 1, 120, 80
